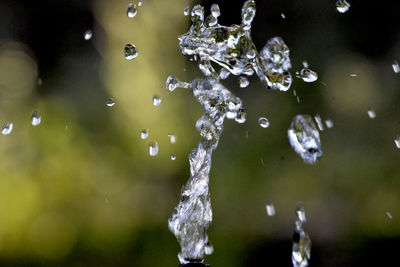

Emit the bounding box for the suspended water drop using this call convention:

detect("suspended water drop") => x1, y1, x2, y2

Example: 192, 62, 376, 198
210, 4, 220, 18
298, 68, 318, 83
336, 0, 351, 13
392, 61, 400, 73
239, 76, 250, 88
83, 30, 92, 40
394, 135, 400, 149
281, 13, 286, 19
106, 98, 115, 107
1, 123, 13, 135
140, 129, 149, 139
288, 115, 323, 164
31, 110, 41, 126
314, 114, 324, 131
183, 6, 190, 16
153, 95, 161, 106
367, 108, 376, 119
258, 117, 270, 128
265, 202, 275, 216
386, 212, 393, 219
149, 142, 159, 156
124, 43, 138, 60
127, 3, 137, 18
170, 154, 177, 160
138, 0, 143, 7
168, 133, 177, 144
325, 119, 334, 129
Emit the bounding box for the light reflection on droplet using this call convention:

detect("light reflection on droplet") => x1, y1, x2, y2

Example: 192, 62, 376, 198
367, 108, 376, 119
106, 98, 115, 107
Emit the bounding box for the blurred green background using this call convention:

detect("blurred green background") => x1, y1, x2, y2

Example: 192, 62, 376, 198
0, 0, 399, 266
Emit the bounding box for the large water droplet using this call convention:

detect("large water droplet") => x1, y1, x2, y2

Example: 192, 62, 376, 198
153, 95, 161, 106
239, 76, 250, 88
288, 115, 323, 164
124, 43, 138, 60
258, 117, 270, 128
84, 30, 93, 40
141, 129, 149, 139
265, 202, 275, 216
392, 61, 400, 73
127, 3, 137, 18
168, 133, 177, 144
106, 98, 115, 107
31, 110, 41, 126
281, 13, 286, 19
1, 123, 13, 135
394, 135, 400, 149
297, 68, 318, 82
149, 142, 159, 156
336, 0, 351, 13
367, 108, 376, 119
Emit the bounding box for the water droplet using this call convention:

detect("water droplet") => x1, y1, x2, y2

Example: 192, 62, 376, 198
219, 68, 230, 80
302, 61, 309, 68
106, 98, 115, 107
235, 108, 247, 124
336, 0, 351, 13
386, 212, 393, 219
168, 133, 177, 144
394, 135, 400, 149
239, 76, 249, 88
210, 4, 220, 18
350, 73, 357, 77
204, 242, 214, 255
153, 95, 161, 106
127, 3, 137, 18
266, 202, 275, 216
183, 6, 190, 16
166, 75, 178, 92
288, 115, 323, 164
138, 0, 143, 7
170, 154, 176, 160
124, 43, 138, 60
292, 202, 311, 267
325, 119, 334, 129
1, 123, 13, 135
392, 61, 400, 73
258, 117, 270, 128
140, 129, 148, 139
281, 13, 286, 19
31, 110, 41, 126
297, 68, 318, 82
314, 114, 324, 131
367, 108, 376, 119
84, 30, 92, 40
149, 142, 159, 156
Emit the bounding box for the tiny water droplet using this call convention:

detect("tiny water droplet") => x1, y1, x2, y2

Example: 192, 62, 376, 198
386, 212, 393, 219
281, 13, 286, 19
153, 95, 161, 106
170, 154, 176, 160
210, 4, 220, 18
168, 133, 177, 144
239, 76, 249, 88
336, 0, 351, 13
266, 202, 276, 216
392, 61, 400, 73
106, 98, 115, 107
314, 114, 324, 131
124, 43, 138, 60
183, 6, 190, 16
127, 3, 137, 18
138, 0, 143, 7
367, 108, 376, 119
302, 61, 309, 68
350, 73, 357, 77
1, 123, 13, 135
149, 142, 159, 156
258, 117, 270, 128
295, 202, 306, 223
394, 135, 400, 149
31, 110, 41, 126
298, 68, 318, 82
141, 129, 149, 139
325, 119, 334, 129
84, 30, 93, 40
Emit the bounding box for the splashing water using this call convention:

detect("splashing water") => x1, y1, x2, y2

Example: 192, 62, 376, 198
127, 3, 137, 18
149, 142, 158, 156
84, 30, 93, 40
386, 212, 393, 219
297, 68, 318, 83
138, 0, 143, 7
106, 98, 116, 107
292, 202, 311, 267
336, 0, 351, 13
140, 129, 148, 139
1, 123, 13, 135
31, 110, 41, 126
258, 117, 270, 128
265, 202, 275, 216
288, 115, 322, 164
124, 43, 138, 60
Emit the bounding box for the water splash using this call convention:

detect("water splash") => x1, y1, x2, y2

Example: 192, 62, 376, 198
1, 123, 13, 135
336, 0, 351, 13
258, 117, 270, 128
184, 6, 190, 16
124, 43, 138, 60
239, 76, 250, 88
386, 212, 393, 219
325, 119, 334, 129
31, 110, 41, 126
292, 202, 311, 267
138, 0, 143, 7
314, 114, 324, 131
288, 115, 322, 164
127, 3, 137, 18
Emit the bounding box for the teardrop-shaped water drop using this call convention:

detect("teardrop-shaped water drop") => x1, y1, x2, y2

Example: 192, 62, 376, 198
106, 98, 115, 107
84, 30, 93, 40
31, 110, 41, 126
127, 3, 137, 18
166, 75, 178, 92
336, 0, 351, 13
258, 117, 270, 128
124, 43, 138, 60
149, 142, 159, 156
141, 129, 149, 139
153, 95, 161, 106
239, 76, 250, 88
1, 123, 13, 135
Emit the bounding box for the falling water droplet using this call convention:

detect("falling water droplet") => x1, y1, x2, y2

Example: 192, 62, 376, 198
183, 6, 190, 16
367, 108, 376, 119
288, 115, 323, 164
314, 114, 324, 131
170, 154, 176, 160
31, 110, 41, 126
336, 0, 351, 13
138, 0, 143, 7
281, 13, 286, 19
124, 43, 138, 60
392, 61, 400, 73
266, 202, 275, 216
386, 212, 393, 219
140, 129, 149, 139
210, 4, 220, 18
394, 135, 400, 149
106, 98, 115, 107
258, 117, 270, 128
168, 133, 177, 144
127, 3, 137, 18
298, 68, 318, 82
325, 119, 334, 129
153, 95, 161, 106
239, 76, 250, 88
1, 123, 13, 135
84, 30, 93, 40
149, 142, 159, 156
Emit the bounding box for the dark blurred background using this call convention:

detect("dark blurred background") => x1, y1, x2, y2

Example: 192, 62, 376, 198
0, 0, 399, 266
